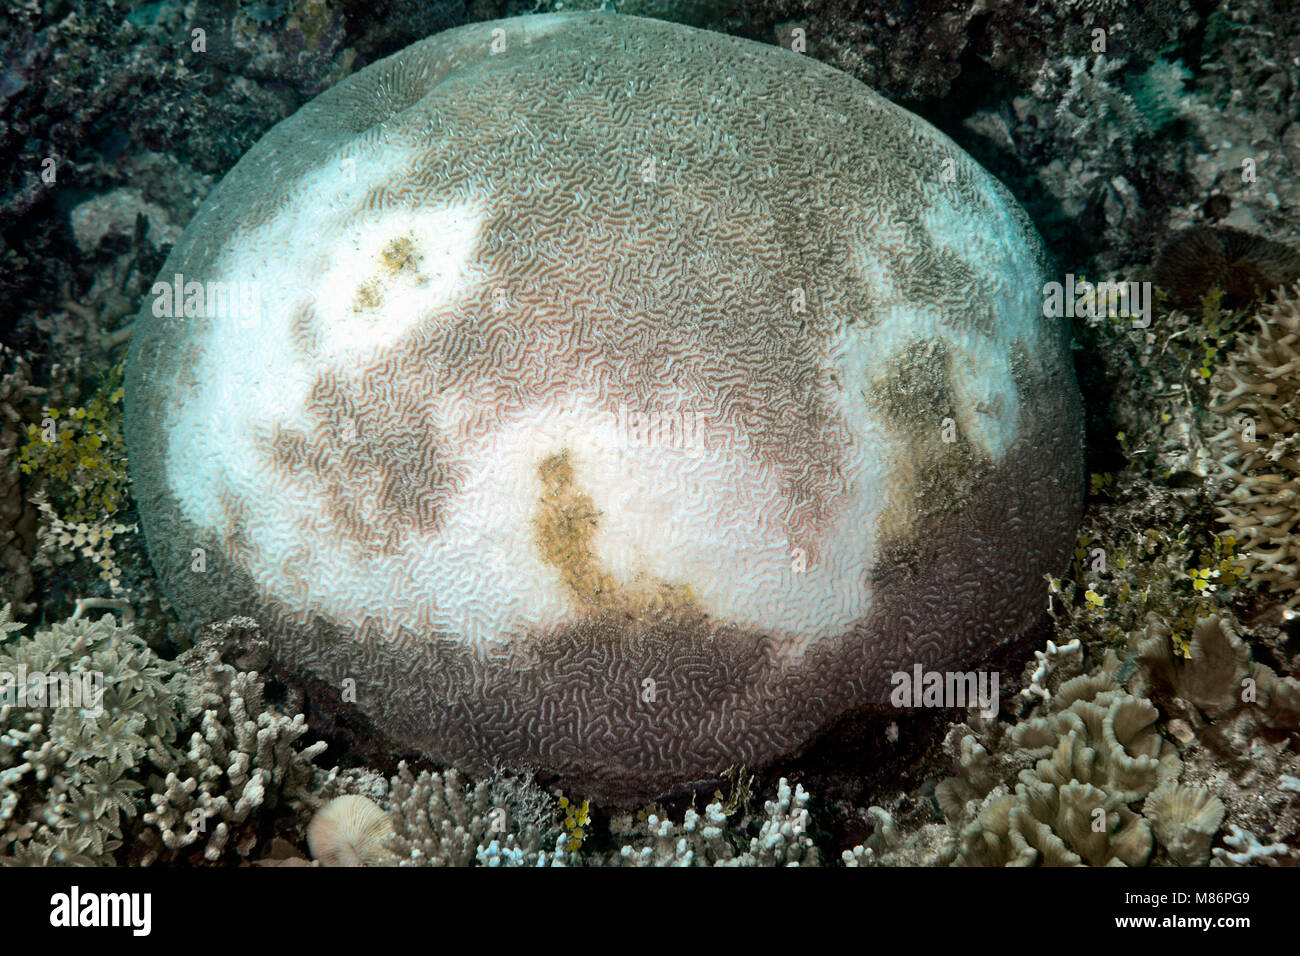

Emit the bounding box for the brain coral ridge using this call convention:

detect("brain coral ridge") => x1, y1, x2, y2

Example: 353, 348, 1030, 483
125, 12, 1083, 801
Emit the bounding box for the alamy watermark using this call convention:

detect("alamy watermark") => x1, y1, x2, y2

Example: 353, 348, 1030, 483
889, 665, 999, 718
613, 403, 707, 452
1042, 274, 1151, 328
150, 273, 263, 328
49, 887, 150, 936
0, 667, 104, 718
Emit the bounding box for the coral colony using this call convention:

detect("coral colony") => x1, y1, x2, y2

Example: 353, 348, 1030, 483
1, 0, 1299, 869
124, 12, 1082, 801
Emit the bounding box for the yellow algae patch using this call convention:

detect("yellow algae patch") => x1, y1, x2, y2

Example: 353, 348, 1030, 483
351, 235, 424, 312
533, 450, 695, 618
380, 236, 421, 273
353, 280, 383, 311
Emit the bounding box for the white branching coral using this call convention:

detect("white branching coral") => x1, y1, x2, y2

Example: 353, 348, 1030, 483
384, 763, 567, 867
0, 606, 337, 866
1209, 284, 1300, 611
139, 621, 329, 863
1211, 824, 1293, 866
608, 778, 819, 867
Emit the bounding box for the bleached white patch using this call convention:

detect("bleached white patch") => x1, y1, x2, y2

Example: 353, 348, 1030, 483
163, 140, 486, 550
158, 119, 1047, 657
839, 175, 1047, 462
307, 206, 484, 357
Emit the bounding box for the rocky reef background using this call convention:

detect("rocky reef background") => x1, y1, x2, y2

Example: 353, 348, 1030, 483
2, 0, 1299, 865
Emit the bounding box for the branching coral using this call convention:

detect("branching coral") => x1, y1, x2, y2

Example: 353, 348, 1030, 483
1208, 284, 1300, 611
0, 605, 333, 866
0, 604, 175, 865
1212, 824, 1294, 866
383, 763, 567, 867
606, 778, 819, 867
137, 617, 328, 864
316, 762, 820, 867
1, 600, 832, 868
849, 603, 1298, 867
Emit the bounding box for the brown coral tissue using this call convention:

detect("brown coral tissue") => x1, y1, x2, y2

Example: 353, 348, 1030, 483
1154, 226, 1300, 310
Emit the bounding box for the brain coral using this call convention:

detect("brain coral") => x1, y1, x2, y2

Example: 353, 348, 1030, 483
124, 12, 1083, 801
